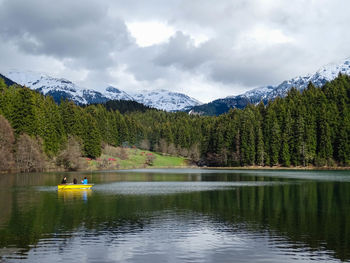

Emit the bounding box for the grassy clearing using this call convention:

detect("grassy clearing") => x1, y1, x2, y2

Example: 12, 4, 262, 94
85, 147, 188, 171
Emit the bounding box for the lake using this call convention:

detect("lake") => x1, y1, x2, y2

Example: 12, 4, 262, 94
0, 169, 349, 262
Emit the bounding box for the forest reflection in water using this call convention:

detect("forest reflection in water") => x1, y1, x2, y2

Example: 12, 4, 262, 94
0, 169, 349, 262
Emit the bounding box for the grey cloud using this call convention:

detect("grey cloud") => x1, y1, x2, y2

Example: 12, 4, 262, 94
0, 0, 133, 69
154, 32, 208, 70
121, 45, 169, 82
1, 0, 350, 102
0, 0, 105, 36
153, 32, 303, 87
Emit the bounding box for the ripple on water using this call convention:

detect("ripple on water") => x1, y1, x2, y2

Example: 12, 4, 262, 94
92, 181, 289, 196
1, 212, 344, 263
1, 170, 349, 263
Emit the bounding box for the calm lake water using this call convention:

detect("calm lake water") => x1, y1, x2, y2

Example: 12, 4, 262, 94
0, 169, 350, 263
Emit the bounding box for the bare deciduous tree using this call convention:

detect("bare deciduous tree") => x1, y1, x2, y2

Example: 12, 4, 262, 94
139, 139, 150, 150
159, 139, 168, 154
15, 134, 46, 172
102, 144, 118, 156
57, 136, 84, 171
0, 115, 15, 172
188, 143, 201, 164
102, 144, 129, 160
178, 147, 189, 157
167, 143, 177, 156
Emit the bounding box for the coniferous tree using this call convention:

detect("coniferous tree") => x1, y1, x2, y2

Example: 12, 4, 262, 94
83, 114, 102, 158
255, 103, 265, 166
264, 104, 281, 166
9, 87, 38, 136
316, 102, 333, 166
240, 108, 256, 166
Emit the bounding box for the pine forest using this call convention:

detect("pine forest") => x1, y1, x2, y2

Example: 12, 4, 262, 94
1, 73, 350, 173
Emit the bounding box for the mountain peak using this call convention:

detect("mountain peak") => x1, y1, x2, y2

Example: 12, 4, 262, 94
105, 86, 121, 93
189, 56, 350, 115
131, 89, 202, 111
2, 70, 201, 111
315, 57, 350, 81
103, 86, 133, 101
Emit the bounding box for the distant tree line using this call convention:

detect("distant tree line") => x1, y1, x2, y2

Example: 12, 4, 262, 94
0, 73, 350, 172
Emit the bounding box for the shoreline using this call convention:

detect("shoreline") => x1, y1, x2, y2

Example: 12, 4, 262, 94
202, 166, 350, 171
77, 165, 350, 172
2, 165, 350, 175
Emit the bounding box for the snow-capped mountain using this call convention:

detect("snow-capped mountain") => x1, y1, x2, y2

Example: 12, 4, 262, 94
0, 73, 17, 87
2, 70, 201, 111
104, 86, 134, 101
131, 89, 201, 112
190, 57, 350, 115
5, 70, 109, 104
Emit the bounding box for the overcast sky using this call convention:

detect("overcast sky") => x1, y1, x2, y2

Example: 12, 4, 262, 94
1, 0, 350, 102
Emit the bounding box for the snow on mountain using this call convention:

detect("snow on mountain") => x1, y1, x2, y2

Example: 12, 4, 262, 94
103, 86, 134, 101
0, 73, 17, 87
3, 70, 201, 111
130, 89, 202, 112
244, 57, 350, 102
6, 70, 92, 104
190, 57, 350, 115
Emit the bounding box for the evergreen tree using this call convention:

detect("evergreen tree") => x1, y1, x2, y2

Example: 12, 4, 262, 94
83, 114, 102, 158
240, 108, 256, 166
9, 87, 38, 136
264, 104, 281, 166
316, 102, 333, 165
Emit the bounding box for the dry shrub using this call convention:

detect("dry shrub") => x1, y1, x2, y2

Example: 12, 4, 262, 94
102, 144, 119, 156
102, 145, 129, 160
159, 139, 168, 154
178, 147, 189, 157
188, 143, 200, 164
139, 139, 150, 150
145, 153, 156, 166
0, 115, 15, 172
15, 134, 46, 172
57, 136, 85, 171
97, 158, 110, 169
167, 143, 177, 156
118, 147, 129, 160
153, 143, 160, 153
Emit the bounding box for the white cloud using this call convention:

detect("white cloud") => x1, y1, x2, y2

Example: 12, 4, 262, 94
243, 26, 294, 47
126, 21, 175, 47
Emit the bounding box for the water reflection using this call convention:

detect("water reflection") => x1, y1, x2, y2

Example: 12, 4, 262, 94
57, 189, 92, 201
0, 170, 350, 262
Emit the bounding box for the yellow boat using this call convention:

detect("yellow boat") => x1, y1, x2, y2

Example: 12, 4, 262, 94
57, 184, 94, 190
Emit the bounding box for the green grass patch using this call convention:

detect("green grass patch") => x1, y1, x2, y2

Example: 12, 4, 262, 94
85, 148, 188, 171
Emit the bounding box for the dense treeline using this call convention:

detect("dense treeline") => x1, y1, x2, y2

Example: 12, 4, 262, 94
128, 73, 350, 167
102, 100, 154, 114
0, 73, 350, 172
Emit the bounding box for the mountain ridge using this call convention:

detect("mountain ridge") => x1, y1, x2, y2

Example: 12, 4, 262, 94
0, 73, 18, 87
2, 70, 201, 111
189, 57, 350, 115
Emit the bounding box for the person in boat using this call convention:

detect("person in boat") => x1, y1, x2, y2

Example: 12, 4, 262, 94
81, 177, 88, 184
61, 176, 67, 184
73, 178, 77, 184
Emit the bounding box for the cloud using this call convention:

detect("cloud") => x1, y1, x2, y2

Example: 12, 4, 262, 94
1, 0, 350, 102
0, 0, 133, 69
126, 21, 176, 47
